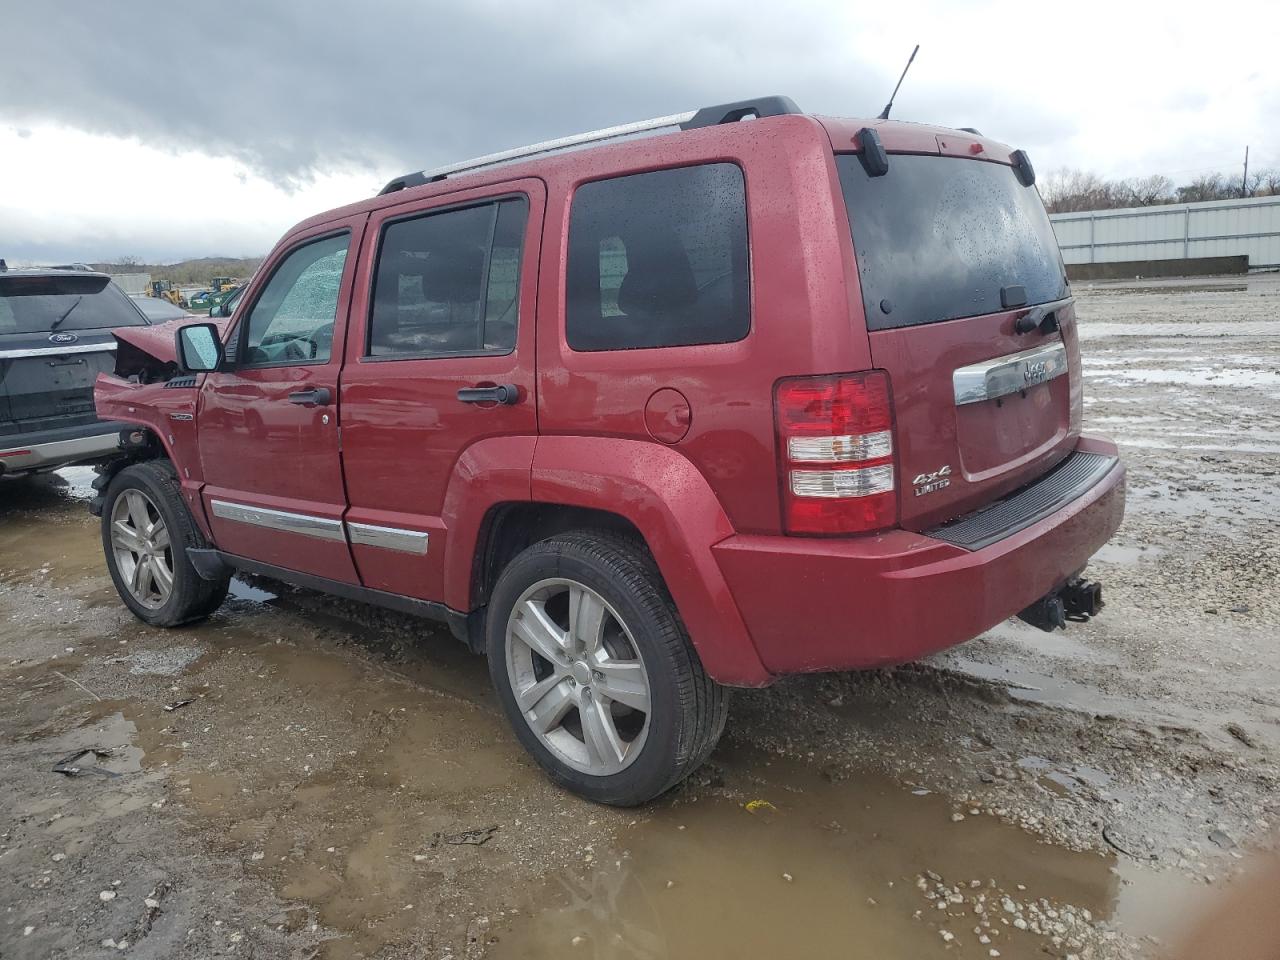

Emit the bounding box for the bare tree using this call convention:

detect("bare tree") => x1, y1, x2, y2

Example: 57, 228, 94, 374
1257, 169, 1280, 197
1177, 173, 1231, 203
1117, 174, 1174, 207
1040, 168, 1117, 213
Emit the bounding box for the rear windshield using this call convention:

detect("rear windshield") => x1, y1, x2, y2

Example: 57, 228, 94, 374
0, 274, 147, 335
836, 154, 1067, 331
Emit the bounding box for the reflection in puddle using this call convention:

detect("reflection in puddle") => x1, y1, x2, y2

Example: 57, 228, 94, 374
490, 749, 1193, 960
227, 577, 279, 604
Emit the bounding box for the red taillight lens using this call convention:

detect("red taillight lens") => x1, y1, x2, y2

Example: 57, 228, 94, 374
775, 371, 897, 535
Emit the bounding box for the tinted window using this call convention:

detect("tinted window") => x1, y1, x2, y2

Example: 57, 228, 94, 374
837, 154, 1067, 331
242, 233, 349, 365
0, 274, 146, 334
368, 198, 528, 358
566, 163, 749, 351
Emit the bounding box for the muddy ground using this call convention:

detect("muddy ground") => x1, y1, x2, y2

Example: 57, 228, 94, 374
2, 274, 1278, 959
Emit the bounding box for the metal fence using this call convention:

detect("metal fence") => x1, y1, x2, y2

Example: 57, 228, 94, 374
1049, 195, 1280, 270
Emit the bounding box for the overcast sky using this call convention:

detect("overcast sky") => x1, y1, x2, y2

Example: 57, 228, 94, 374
3, 0, 1277, 264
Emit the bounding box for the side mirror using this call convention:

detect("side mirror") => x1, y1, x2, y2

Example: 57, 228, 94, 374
175, 323, 223, 373
215, 292, 240, 318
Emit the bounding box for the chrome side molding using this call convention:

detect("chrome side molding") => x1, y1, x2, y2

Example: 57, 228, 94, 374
210, 499, 429, 554
953, 342, 1068, 406
210, 500, 347, 542
347, 521, 429, 555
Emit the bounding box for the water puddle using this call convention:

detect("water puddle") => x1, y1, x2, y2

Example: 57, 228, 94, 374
488, 747, 1196, 959
1088, 284, 1248, 296
1092, 366, 1280, 391
0, 479, 106, 588
1093, 543, 1166, 566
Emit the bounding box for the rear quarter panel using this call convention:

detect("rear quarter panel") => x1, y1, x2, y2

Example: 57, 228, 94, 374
534, 115, 873, 536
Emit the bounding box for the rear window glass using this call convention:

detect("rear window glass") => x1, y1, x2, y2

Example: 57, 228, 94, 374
0, 274, 147, 334
566, 163, 749, 351
836, 154, 1067, 331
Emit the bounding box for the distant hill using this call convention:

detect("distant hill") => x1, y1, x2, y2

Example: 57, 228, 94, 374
90, 256, 264, 286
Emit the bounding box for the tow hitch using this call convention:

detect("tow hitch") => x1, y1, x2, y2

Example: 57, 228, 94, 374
1018, 577, 1104, 632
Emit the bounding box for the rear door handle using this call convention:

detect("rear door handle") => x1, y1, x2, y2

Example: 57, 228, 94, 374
288, 387, 332, 407
456, 384, 520, 405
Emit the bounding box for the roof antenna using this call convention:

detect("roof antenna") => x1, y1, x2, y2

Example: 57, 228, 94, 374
877, 44, 919, 120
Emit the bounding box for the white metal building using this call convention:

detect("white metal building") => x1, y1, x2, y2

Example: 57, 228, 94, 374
1050, 195, 1280, 270
108, 272, 152, 295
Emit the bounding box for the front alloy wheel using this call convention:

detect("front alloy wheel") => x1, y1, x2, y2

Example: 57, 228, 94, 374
101, 460, 229, 627
506, 578, 652, 776
109, 488, 174, 609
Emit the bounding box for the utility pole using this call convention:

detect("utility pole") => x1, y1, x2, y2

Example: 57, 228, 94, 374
1242, 145, 1250, 198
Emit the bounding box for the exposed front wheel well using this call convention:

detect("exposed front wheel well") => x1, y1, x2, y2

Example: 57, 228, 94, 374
472, 503, 648, 612
89, 427, 171, 517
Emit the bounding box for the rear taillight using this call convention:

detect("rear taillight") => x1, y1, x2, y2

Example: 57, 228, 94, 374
774, 371, 897, 535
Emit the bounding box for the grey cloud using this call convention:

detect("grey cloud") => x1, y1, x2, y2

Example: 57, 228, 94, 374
1, 0, 1067, 189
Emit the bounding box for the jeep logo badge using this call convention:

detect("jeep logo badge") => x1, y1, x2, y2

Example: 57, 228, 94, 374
48, 332, 79, 344
1023, 360, 1048, 384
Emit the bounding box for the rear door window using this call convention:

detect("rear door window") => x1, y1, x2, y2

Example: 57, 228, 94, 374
566, 163, 750, 351
836, 154, 1067, 331
367, 197, 528, 358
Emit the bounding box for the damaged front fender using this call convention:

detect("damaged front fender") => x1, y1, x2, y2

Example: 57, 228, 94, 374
110, 317, 231, 383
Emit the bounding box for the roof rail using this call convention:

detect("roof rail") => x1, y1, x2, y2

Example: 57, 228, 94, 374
378, 95, 802, 196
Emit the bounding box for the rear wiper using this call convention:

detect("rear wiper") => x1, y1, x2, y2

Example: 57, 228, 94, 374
1014, 296, 1074, 335
49, 295, 83, 331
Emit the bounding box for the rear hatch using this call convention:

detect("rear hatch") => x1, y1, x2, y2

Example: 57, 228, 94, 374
834, 147, 1080, 531
0, 273, 148, 435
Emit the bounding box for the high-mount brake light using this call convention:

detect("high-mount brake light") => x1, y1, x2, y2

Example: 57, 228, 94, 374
774, 371, 897, 535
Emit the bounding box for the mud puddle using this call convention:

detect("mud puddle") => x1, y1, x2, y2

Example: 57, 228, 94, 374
489, 746, 1195, 960
0, 472, 107, 589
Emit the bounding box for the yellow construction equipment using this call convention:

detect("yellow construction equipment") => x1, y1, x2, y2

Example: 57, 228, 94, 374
149, 280, 187, 308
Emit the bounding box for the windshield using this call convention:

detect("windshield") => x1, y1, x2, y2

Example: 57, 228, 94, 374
836, 154, 1068, 331
0, 274, 148, 334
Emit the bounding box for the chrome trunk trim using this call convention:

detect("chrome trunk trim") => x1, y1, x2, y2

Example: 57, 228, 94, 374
0, 342, 117, 359
346, 521, 429, 555
953, 342, 1069, 406
209, 499, 346, 542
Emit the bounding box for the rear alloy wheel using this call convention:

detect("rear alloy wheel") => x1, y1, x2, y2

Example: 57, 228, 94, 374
487, 532, 727, 805
109, 489, 174, 609
506, 578, 652, 776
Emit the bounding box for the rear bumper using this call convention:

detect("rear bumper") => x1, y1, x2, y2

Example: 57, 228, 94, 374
0, 421, 127, 475
712, 435, 1125, 676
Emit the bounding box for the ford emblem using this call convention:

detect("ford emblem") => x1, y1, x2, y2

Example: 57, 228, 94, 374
48, 332, 79, 344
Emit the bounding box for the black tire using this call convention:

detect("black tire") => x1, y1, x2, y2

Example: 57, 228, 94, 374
486, 531, 728, 805
101, 460, 229, 627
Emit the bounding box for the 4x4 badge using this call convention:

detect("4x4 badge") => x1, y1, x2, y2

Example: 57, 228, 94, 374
48, 332, 79, 344
913, 464, 952, 496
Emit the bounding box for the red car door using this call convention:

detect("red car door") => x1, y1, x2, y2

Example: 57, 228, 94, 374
197, 216, 366, 582
339, 179, 544, 604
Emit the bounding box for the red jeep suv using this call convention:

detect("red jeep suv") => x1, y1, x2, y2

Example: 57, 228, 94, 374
93, 97, 1125, 805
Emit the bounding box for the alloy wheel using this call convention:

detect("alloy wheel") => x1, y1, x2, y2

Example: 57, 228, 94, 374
109, 489, 174, 610
505, 578, 652, 776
